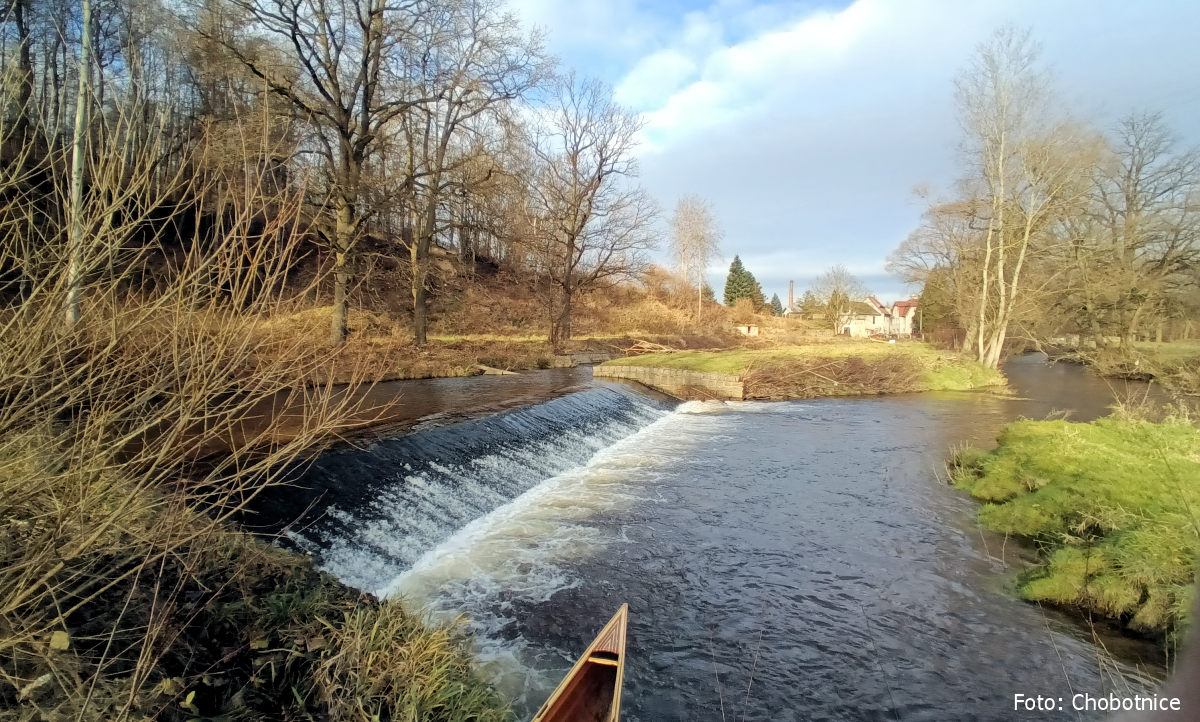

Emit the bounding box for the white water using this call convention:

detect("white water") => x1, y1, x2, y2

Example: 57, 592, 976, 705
375, 405, 719, 703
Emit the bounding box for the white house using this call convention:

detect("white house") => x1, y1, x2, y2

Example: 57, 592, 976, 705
839, 297, 920, 338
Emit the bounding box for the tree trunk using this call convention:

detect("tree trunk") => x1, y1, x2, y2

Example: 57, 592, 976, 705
984, 326, 1005, 369
330, 202, 353, 346
410, 206, 431, 346
13, 0, 34, 134
65, 0, 93, 328
550, 290, 572, 352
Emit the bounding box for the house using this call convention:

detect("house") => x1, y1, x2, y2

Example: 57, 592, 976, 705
840, 301, 888, 337
890, 299, 919, 335
838, 297, 920, 338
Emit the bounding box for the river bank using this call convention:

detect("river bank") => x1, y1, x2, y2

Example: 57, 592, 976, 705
1048, 341, 1200, 396
596, 339, 1005, 400
949, 413, 1200, 648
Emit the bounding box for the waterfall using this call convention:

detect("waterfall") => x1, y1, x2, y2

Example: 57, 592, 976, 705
275, 385, 674, 593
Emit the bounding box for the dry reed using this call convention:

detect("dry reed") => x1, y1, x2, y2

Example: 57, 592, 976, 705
0, 105, 508, 720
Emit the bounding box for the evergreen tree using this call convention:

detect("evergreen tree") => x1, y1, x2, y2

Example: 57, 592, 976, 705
720, 255, 748, 303
769, 293, 784, 316
799, 290, 823, 315
723, 255, 760, 306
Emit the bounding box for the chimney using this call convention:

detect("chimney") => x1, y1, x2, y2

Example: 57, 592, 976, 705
788, 280, 794, 310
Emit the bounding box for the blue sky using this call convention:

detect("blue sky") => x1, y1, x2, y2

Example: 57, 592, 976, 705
509, 0, 1200, 303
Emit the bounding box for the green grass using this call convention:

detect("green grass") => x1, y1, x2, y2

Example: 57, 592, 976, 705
950, 417, 1200, 639
603, 341, 1005, 393
1133, 340, 1200, 364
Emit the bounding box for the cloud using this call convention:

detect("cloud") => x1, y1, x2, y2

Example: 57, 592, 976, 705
614, 50, 698, 109
506, 0, 1200, 302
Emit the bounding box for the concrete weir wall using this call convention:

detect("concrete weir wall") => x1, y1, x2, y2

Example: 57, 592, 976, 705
593, 365, 745, 401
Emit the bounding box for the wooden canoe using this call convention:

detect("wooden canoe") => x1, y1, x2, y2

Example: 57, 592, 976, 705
531, 604, 629, 722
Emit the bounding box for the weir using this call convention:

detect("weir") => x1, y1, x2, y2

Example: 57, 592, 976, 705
271, 385, 675, 593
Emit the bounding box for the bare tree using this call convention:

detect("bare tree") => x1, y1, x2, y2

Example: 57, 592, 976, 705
1087, 112, 1200, 346
526, 74, 656, 350
669, 194, 722, 323
953, 26, 1099, 367
63, 0, 92, 326
213, 0, 434, 346
889, 198, 988, 348
811, 264, 868, 332
395, 0, 545, 344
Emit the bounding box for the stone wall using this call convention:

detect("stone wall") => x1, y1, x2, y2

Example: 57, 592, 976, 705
593, 365, 745, 400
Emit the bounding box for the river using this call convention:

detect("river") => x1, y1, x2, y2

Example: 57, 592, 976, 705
272, 354, 1170, 720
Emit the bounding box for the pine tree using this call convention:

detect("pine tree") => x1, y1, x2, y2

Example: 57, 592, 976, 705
769, 293, 784, 316
723, 255, 772, 311
723, 255, 758, 306
799, 290, 822, 315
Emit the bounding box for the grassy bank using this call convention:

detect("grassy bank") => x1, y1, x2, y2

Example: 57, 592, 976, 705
949, 416, 1200, 644
1130, 342, 1200, 393
1, 519, 512, 720
1061, 341, 1200, 394
602, 340, 1005, 399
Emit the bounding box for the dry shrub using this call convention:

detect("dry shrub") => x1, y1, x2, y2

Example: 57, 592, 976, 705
0, 114, 507, 719
743, 355, 923, 399
731, 297, 758, 325
639, 265, 694, 304
256, 305, 396, 342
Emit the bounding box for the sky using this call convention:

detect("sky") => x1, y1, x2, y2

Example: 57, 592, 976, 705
507, 0, 1200, 304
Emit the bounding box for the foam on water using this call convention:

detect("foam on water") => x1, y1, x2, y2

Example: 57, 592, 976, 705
285, 385, 678, 593
378, 406, 719, 708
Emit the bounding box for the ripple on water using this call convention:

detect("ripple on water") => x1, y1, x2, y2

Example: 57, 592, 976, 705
294, 362, 1167, 720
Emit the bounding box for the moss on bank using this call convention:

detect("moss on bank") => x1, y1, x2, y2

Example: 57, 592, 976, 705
602, 341, 1005, 399
950, 417, 1200, 642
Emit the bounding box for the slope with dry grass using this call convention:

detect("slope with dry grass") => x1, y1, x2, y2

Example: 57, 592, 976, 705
243, 264, 744, 383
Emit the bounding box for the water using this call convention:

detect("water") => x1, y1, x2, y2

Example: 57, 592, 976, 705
276, 384, 673, 591
283, 355, 1168, 720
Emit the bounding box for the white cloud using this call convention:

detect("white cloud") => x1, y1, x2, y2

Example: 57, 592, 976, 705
635, 0, 893, 148
506, 0, 1200, 300
614, 50, 698, 109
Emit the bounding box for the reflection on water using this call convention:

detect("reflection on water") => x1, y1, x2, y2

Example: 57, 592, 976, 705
1002, 352, 1178, 421
287, 354, 1171, 721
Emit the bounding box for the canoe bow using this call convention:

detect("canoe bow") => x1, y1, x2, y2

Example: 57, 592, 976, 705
531, 604, 629, 722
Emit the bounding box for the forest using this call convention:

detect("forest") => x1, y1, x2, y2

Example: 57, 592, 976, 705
0, 0, 690, 352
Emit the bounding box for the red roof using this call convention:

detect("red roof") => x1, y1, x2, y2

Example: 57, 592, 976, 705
893, 300, 918, 317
